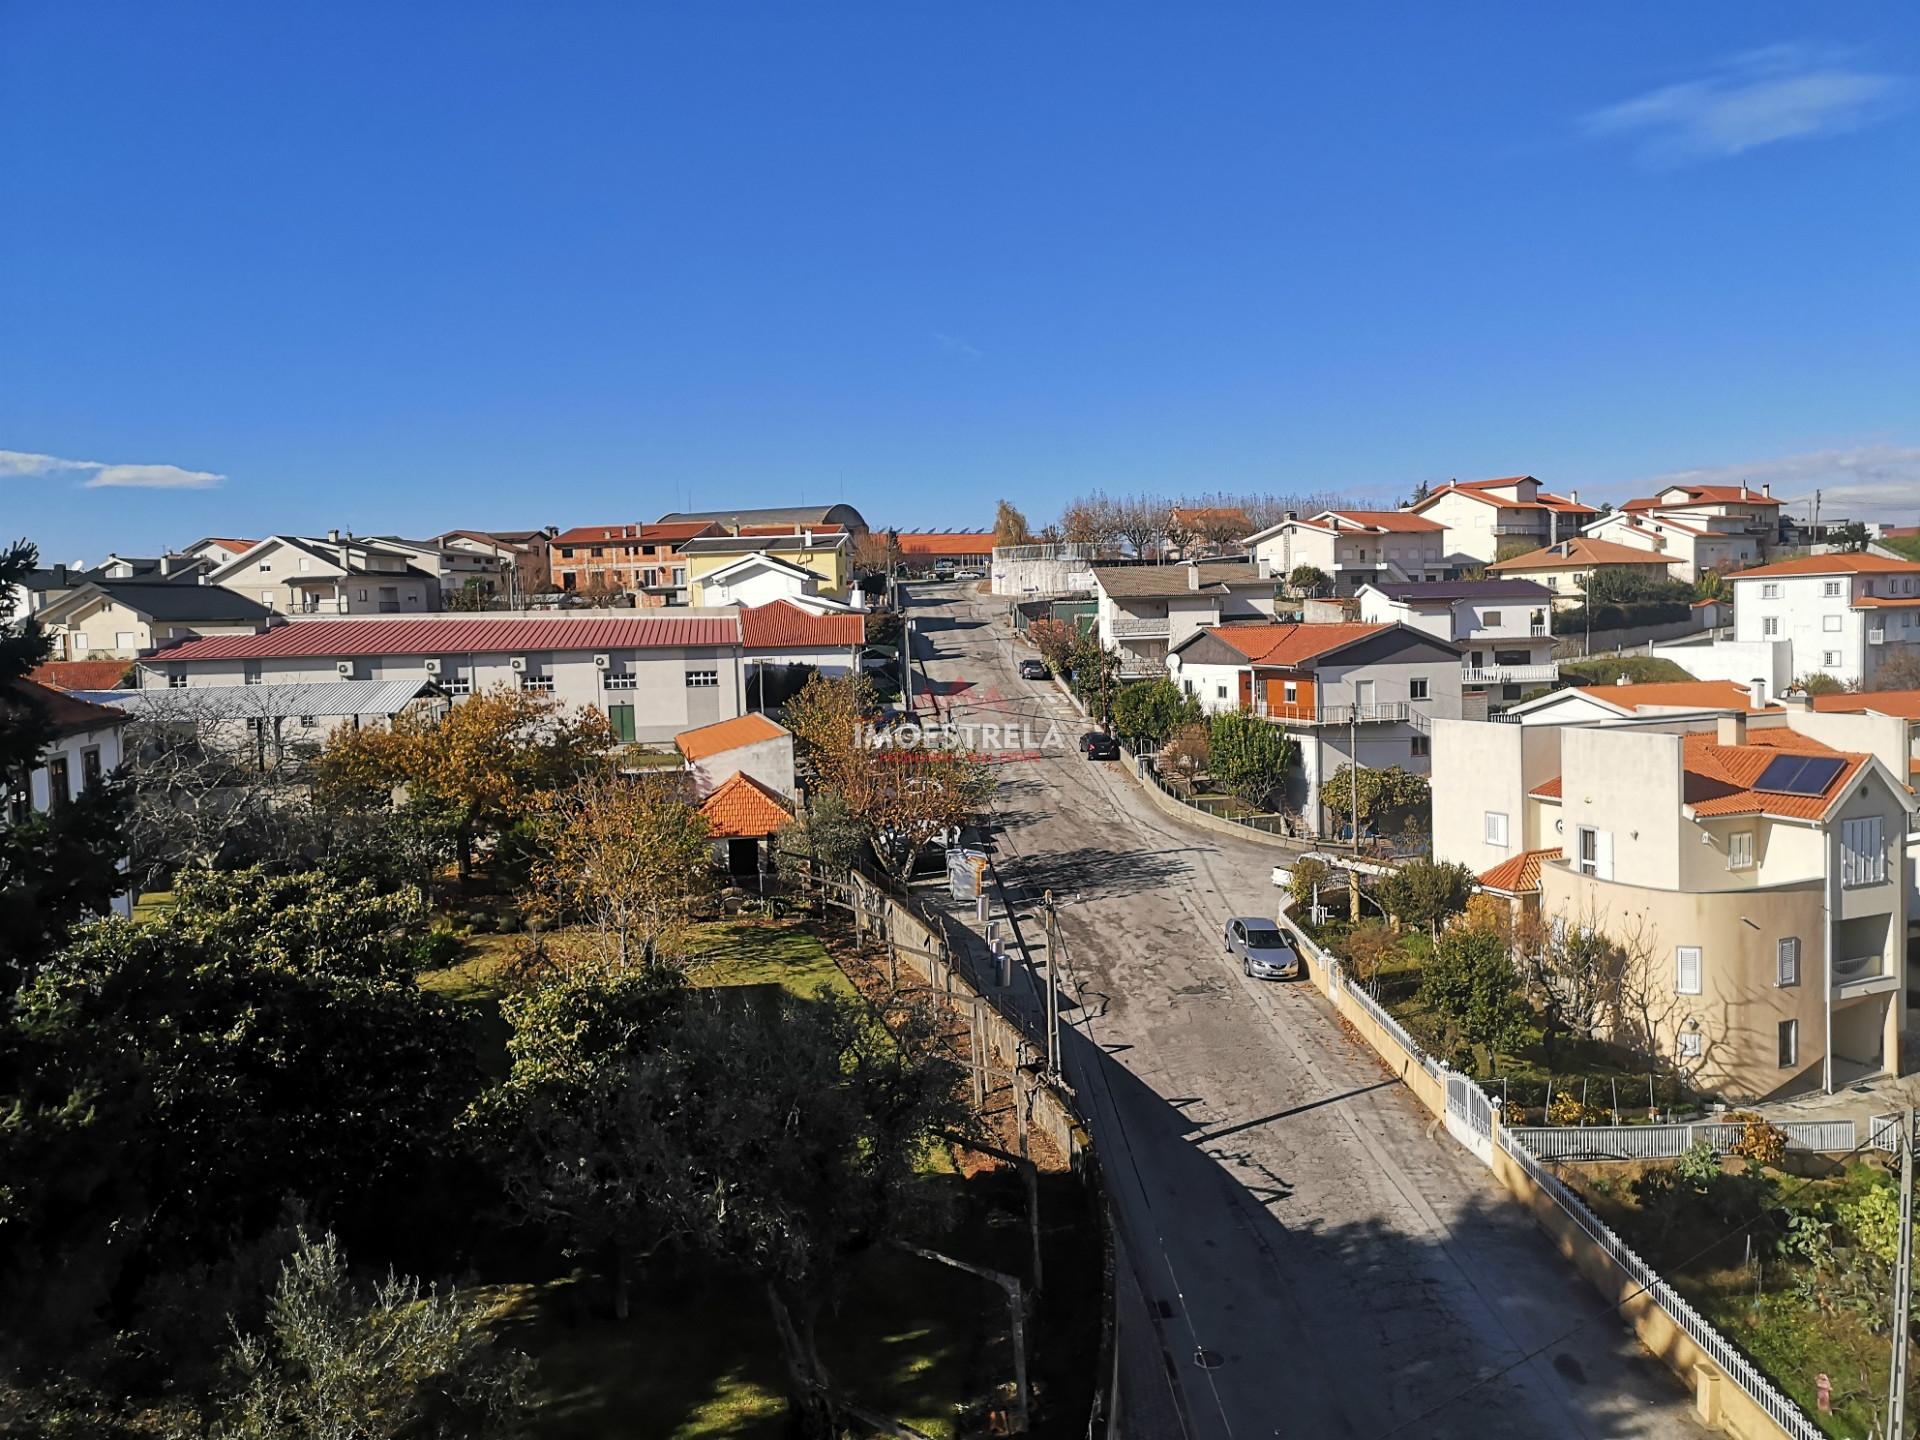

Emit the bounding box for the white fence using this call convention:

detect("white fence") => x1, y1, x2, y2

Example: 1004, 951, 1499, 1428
1507, 1118, 1856, 1161
1870, 1111, 1917, 1153
1496, 1128, 1826, 1440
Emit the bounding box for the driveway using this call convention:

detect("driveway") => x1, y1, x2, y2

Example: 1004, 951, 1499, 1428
904, 582, 1702, 1440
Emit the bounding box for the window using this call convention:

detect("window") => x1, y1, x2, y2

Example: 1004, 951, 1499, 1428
1409, 678, 1429, 700
1727, 831, 1754, 870
606, 670, 638, 690
1777, 937, 1800, 987
81, 747, 102, 788
1823, 614, 1841, 633
1576, 826, 1613, 879
1677, 1031, 1703, 1060
1411, 734, 1429, 758
559, 547, 575, 559
1778, 1019, 1798, 1069
258, 561, 272, 572
1822, 650, 1842, 669
1841, 815, 1886, 887
1675, 946, 1702, 995
686, 670, 719, 688
299, 715, 317, 728
1283, 681, 1299, 704
114, 631, 137, 650
1484, 811, 1509, 848
1483, 611, 1502, 627
168, 672, 188, 688
70, 632, 91, 655
244, 663, 262, 685
519, 674, 555, 694
1762, 617, 1779, 637
261, 590, 274, 605
357, 589, 368, 602
1215, 683, 1227, 700
46, 755, 70, 811
1823, 581, 1841, 597
606, 704, 637, 743
1761, 582, 1780, 599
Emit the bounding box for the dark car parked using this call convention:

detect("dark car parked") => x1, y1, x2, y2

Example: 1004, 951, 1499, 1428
1080, 731, 1119, 760
1018, 658, 1048, 680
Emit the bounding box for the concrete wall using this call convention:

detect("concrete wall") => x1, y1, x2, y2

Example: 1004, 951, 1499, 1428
686, 733, 796, 799
1644, 636, 1791, 694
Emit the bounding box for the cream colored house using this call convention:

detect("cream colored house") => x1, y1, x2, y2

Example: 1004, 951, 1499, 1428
1242, 510, 1448, 592
1579, 510, 1763, 584
208, 535, 440, 616
1406, 476, 1599, 566
36, 580, 274, 659
1433, 706, 1913, 1099
1486, 536, 1675, 610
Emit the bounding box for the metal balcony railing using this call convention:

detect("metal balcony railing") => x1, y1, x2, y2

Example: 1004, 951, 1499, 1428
1462, 663, 1559, 685
1108, 614, 1171, 638
1255, 700, 1412, 726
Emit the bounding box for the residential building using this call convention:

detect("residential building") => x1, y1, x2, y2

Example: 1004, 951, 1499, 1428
1242, 510, 1448, 592
1089, 561, 1283, 678
367, 536, 518, 606
180, 537, 262, 567
207, 535, 440, 616
694, 552, 849, 610
1505, 679, 1778, 727
1407, 476, 1599, 566
435, 529, 555, 601
10, 562, 89, 616
683, 530, 854, 605
1356, 579, 1557, 708
739, 602, 867, 699
35, 580, 274, 660
1580, 502, 1768, 584
2, 680, 132, 917
1723, 552, 1920, 690
1432, 707, 1913, 1098
675, 712, 796, 798
1165, 620, 1462, 831
135, 611, 748, 744
548, 522, 719, 603
88, 552, 211, 583
895, 531, 994, 574
1486, 536, 1675, 609
657, 503, 869, 540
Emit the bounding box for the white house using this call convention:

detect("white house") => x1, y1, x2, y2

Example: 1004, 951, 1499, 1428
1726, 553, 1920, 690
1406, 476, 1599, 566
1504, 679, 1777, 727
1090, 562, 1283, 678
2, 679, 132, 917
1356, 579, 1557, 707
1242, 510, 1447, 592
694, 553, 849, 611
207, 535, 441, 617
1583, 483, 1782, 582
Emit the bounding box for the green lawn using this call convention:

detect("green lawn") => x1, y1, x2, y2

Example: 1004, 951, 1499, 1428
131, 890, 175, 922
1556, 654, 1697, 685
687, 919, 857, 998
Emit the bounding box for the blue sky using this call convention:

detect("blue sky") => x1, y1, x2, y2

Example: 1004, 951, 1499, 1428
4, 3, 1918, 561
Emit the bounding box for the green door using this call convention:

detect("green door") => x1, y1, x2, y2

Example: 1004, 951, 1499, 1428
607, 704, 636, 743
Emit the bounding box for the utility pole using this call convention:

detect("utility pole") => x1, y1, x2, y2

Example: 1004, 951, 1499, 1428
1042, 889, 1062, 1080
901, 615, 914, 714
1890, 1105, 1915, 1439
1349, 705, 1362, 917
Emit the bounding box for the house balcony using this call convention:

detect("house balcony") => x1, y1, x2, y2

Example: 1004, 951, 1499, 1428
1462, 662, 1559, 686
1109, 614, 1171, 639
1832, 953, 1899, 1000
1253, 700, 1412, 726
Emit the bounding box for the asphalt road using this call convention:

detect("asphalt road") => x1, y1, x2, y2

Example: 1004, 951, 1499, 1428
904, 583, 1703, 1440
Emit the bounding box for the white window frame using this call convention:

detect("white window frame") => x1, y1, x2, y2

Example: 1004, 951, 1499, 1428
1761, 582, 1780, 599
1727, 831, 1754, 870
1776, 936, 1800, 987
1823, 580, 1841, 597
1822, 650, 1842, 669
1762, 617, 1779, 637
1675, 945, 1703, 996
1677, 1031, 1703, 1060
1575, 825, 1613, 879
1841, 815, 1886, 888
1409, 678, 1429, 701
685, 670, 720, 689
1822, 614, 1842, 632
1484, 811, 1509, 848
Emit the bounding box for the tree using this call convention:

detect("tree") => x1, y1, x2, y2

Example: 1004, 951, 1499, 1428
1287, 855, 1331, 913
1340, 919, 1399, 994
1189, 505, 1250, 554
1111, 677, 1198, 748
1406, 478, 1433, 507
196, 1231, 530, 1439
860, 746, 992, 888
774, 789, 867, 884
1207, 711, 1294, 809
1025, 618, 1077, 675
1287, 563, 1328, 597
1512, 905, 1629, 1068
528, 772, 713, 967
314, 686, 614, 877
445, 578, 494, 612
1162, 720, 1210, 782
1417, 925, 1529, 1075
1059, 492, 1121, 551
1109, 493, 1168, 561
1795, 671, 1848, 697
1834, 520, 1870, 553
1065, 626, 1122, 723
1375, 858, 1473, 933
1323, 763, 1431, 839
852, 531, 901, 579
1868, 649, 1920, 691
782, 671, 880, 799
1693, 568, 1725, 601
993, 500, 1033, 549
1578, 566, 1689, 607
1162, 508, 1197, 560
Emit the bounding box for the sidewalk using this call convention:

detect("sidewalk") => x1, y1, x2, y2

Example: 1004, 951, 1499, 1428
1753, 1060, 1920, 1130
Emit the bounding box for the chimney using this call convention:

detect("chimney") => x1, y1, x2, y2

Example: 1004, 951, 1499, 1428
1284, 510, 1298, 523
1763, 482, 1772, 498
1187, 562, 1202, 591
803, 528, 814, 547
1717, 712, 1747, 746
328, 528, 341, 544
1748, 676, 1768, 711
1614, 674, 1629, 686
52, 563, 69, 586
1569, 489, 1579, 505
1781, 689, 1811, 712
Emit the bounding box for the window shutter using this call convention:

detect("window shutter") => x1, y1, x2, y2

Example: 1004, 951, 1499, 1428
1594, 829, 1614, 881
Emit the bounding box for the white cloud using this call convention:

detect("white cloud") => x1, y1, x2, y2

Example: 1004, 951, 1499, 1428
932, 332, 984, 361
0, 447, 225, 490
1647, 444, 1920, 524
1583, 45, 1903, 163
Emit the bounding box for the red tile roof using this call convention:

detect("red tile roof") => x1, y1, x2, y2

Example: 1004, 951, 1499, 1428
28, 659, 134, 691
1414, 476, 1594, 515
1312, 510, 1444, 534
3, 678, 129, 736
699, 771, 793, 838
1528, 776, 1563, 799
1489, 537, 1674, 572
676, 712, 790, 762
1681, 729, 1869, 821
1625, 484, 1780, 509
149, 615, 740, 662
1203, 621, 1390, 667
895, 532, 994, 556
1476, 847, 1560, 895
551, 521, 717, 546
1575, 680, 1778, 714
1811, 690, 1920, 720
1729, 553, 1920, 580
739, 601, 864, 649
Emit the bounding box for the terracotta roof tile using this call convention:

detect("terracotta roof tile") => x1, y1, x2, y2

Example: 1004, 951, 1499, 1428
1202, 621, 1391, 666
1811, 690, 1920, 720
1477, 848, 1561, 894
895, 533, 994, 556
150, 615, 740, 662
29, 659, 134, 691
1730, 553, 1920, 580
1575, 681, 1777, 714
739, 601, 864, 648
3, 678, 130, 737
676, 713, 790, 762
1315, 510, 1444, 534
699, 771, 793, 838
1679, 730, 1868, 821
1489, 537, 1675, 572
1529, 776, 1563, 799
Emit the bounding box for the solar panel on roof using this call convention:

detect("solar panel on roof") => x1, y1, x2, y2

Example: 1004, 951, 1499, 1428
1754, 754, 1846, 796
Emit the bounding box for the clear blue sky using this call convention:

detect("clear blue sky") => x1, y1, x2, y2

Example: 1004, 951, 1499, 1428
5, 2, 1918, 561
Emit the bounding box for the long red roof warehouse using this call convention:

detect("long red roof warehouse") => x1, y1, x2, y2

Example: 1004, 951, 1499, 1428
151, 616, 740, 662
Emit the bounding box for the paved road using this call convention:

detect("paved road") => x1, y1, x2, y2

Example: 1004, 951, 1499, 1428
905, 583, 1702, 1440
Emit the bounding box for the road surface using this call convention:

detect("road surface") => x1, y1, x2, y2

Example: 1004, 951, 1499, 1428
905, 582, 1701, 1440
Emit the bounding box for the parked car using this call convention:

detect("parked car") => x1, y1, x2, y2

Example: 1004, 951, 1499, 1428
1080, 731, 1119, 761
955, 568, 983, 579
1018, 658, 1048, 680
1223, 917, 1302, 979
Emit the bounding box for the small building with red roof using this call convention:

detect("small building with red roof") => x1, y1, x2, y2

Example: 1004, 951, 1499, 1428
698, 770, 796, 882
1486, 536, 1676, 608
675, 712, 795, 799
1405, 475, 1600, 566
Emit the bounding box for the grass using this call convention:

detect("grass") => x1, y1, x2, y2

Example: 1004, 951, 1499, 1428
686, 919, 857, 999
1882, 533, 1920, 562
1556, 654, 1697, 685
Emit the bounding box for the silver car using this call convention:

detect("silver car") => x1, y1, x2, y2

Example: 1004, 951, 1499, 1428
1224, 916, 1302, 980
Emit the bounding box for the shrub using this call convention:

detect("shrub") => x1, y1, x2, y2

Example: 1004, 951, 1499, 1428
410, 927, 466, 969
1376, 858, 1474, 932
1546, 1090, 1586, 1126
1728, 1112, 1788, 1168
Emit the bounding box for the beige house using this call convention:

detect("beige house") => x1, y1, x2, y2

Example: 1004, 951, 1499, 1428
1242, 510, 1448, 592
1433, 705, 1913, 1099
1486, 535, 1675, 609
1406, 475, 1599, 566
36, 579, 274, 659
208, 535, 440, 616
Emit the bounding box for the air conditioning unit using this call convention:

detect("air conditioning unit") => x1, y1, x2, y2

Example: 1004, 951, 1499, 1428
1869, 628, 1886, 646
509, 656, 528, 673
593, 653, 611, 670
422, 657, 442, 675
335, 661, 354, 677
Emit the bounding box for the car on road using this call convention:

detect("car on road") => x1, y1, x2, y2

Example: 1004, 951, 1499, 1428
954, 567, 983, 579
1018, 658, 1048, 680
1224, 917, 1302, 979
1080, 730, 1119, 760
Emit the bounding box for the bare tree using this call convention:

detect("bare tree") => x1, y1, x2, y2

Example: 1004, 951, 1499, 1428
1058, 491, 1122, 552
1109, 492, 1169, 561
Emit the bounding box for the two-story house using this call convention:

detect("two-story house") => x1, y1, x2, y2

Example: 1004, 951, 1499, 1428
35, 579, 274, 660
435, 529, 556, 603
549, 522, 721, 603
1166, 620, 1461, 832
1406, 476, 1599, 566
1486, 535, 1676, 609
684, 529, 855, 606
1433, 707, 1912, 1098
207, 535, 441, 616
1726, 553, 1920, 689
1242, 510, 1448, 593
1088, 561, 1283, 678
1579, 486, 1776, 583
1355, 579, 1556, 710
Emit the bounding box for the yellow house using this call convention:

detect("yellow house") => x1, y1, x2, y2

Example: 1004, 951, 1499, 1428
682, 531, 853, 606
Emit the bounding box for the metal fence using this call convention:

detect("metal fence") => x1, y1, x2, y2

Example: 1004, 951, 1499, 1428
1870, 1111, 1917, 1153
1495, 1128, 1826, 1440
1134, 751, 1302, 838
1507, 1118, 1857, 1161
